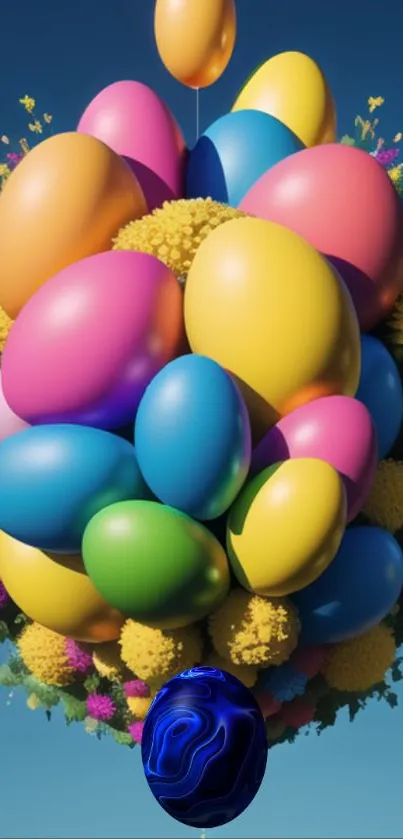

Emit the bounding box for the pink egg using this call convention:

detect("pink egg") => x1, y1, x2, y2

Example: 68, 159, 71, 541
240, 144, 403, 331
251, 395, 377, 522
77, 80, 187, 211
2, 250, 185, 430
0, 370, 29, 442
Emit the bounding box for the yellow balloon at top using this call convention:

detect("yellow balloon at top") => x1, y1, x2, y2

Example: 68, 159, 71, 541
154, 0, 237, 89
232, 51, 336, 147
184, 217, 360, 440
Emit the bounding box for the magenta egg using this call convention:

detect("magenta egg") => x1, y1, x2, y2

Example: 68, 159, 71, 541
0, 370, 29, 442
2, 250, 185, 430
251, 395, 377, 522
240, 144, 403, 331
77, 80, 187, 211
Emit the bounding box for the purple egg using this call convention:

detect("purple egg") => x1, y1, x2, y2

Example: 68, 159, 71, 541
251, 395, 377, 522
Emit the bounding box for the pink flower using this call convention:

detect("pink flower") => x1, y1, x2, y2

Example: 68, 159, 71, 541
0, 579, 10, 609
128, 721, 144, 744
86, 693, 116, 722
124, 679, 150, 698
65, 639, 93, 674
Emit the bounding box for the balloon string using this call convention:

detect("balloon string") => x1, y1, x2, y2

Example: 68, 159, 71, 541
196, 88, 200, 141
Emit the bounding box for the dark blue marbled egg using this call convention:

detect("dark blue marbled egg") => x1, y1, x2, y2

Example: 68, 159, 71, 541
141, 666, 268, 829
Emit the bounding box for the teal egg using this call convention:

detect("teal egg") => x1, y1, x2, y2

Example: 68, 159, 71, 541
0, 423, 150, 553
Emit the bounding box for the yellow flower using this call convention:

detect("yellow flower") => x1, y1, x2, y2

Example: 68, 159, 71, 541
119, 620, 203, 686
127, 695, 152, 719
19, 138, 30, 155
27, 693, 42, 711
368, 96, 384, 113
114, 197, 246, 283
322, 624, 396, 692
208, 589, 300, 668
0, 163, 10, 178
28, 120, 43, 135
43, 113, 53, 124
363, 459, 403, 533
1, 135, 9, 144
0, 307, 13, 351
19, 95, 36, 114
17, 623, 75, 687
394, 132, 402, 143
93, 641, 127, 681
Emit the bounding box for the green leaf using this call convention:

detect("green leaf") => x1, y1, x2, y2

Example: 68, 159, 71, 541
0, 621, 9, 643
386, 691, 399, 709
340, 134, 356, 146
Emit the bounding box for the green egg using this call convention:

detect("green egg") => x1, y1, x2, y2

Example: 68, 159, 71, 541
82, 499, 230, 630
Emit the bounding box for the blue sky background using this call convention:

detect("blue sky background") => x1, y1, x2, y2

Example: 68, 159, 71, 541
1, 1, 403, 837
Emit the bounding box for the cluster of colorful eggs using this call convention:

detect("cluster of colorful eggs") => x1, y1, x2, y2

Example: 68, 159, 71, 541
0, 48, 403, 779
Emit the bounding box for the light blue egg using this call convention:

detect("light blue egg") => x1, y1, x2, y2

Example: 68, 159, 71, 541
0, 424, 150, 553
134, 354, 251, 520
356, 335, 403, 459
186, 109, 305, 207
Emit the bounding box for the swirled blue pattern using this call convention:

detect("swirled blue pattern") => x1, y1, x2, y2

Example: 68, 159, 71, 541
141, 666, 268, 829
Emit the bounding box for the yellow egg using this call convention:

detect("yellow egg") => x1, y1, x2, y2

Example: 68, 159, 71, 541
227, 458, 346, 597
184, 217, 360, 440
0, 530, 124, 642
232, 51, 336, 147
0, 132, 146, 318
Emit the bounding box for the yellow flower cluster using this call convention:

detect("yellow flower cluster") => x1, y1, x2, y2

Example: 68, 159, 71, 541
322, 624, 396, 692
0, 95, 53, 191
119, 620, 203, 686
127, 695, 152, 719
384, 293, 403, 347
0, 307, 12, 352
17, 623, 75, 687
92, 641, 127, 681
204, 650, 258, 687
113, 197, 246, 282
363, 459, 403, 533
208, 589, 300, 667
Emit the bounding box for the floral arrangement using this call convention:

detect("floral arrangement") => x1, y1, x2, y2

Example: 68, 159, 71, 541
1, 95, 403, 751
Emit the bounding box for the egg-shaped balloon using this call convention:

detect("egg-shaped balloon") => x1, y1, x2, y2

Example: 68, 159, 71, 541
0, 424, 151, 553
0, 531, 124, 642
135, 354, 251, 519
0, 132, 146, 319
356, 335, 403, 459
232, 51, 336, 147
240, 144, 403, 332
186, 110, 304, 207
0, 370, 29, 443
184, 217, 360, 439
227, 458, 347, 597
77, 81, 186, 211
82, 500, 230, 629
154, 0, 236, 89
251, 396, 377, 522
2, 250, 185, 429
293, 526, 403, 643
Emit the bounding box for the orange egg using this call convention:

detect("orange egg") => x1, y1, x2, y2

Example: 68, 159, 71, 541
0, 132, 146, 318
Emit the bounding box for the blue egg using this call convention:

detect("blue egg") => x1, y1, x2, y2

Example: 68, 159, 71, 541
356, 335, 403, 459
293, 526, 403, 644
186, 109, 305, 207
141, 666, 268, 829
134, 354, 251, 520
0, 424, 150, 553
